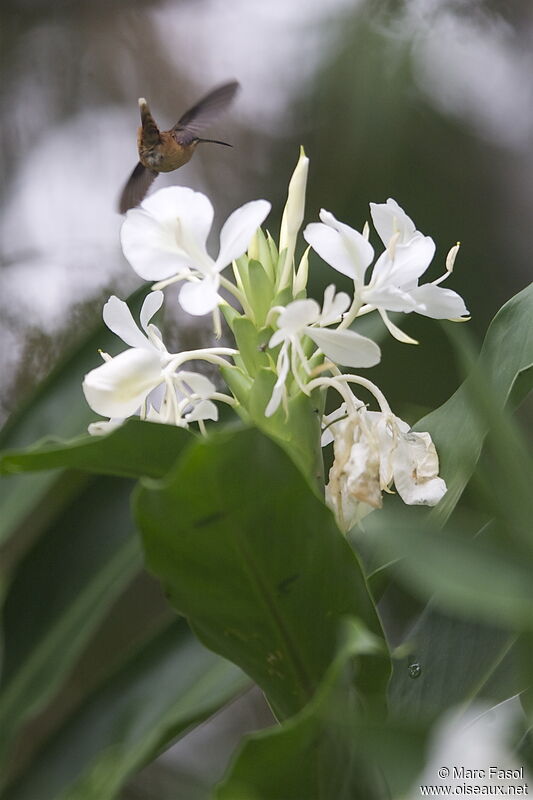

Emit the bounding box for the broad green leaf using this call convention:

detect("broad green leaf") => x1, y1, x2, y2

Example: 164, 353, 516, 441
215, 619, 425, 800
372, 523, 533, 631
4, 621, 249, 800
136, 428, 389, 721
0, 477, 141, 771
416, 283, 533, 522
389, 604, 516, 720
0, 420, 193, 480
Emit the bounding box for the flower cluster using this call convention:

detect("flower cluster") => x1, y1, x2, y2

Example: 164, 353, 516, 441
83, 150, 468, 531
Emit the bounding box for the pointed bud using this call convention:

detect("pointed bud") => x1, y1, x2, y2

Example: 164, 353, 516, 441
278, 147, 309, 289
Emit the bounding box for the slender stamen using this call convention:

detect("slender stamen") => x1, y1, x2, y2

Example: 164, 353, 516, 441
338, 293, 363, 330
165, 347, 237, 372
151, 270, 194, 291
307, 371, 392, 415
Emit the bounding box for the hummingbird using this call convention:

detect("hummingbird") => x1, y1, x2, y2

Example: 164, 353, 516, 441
118, 80, 240, 214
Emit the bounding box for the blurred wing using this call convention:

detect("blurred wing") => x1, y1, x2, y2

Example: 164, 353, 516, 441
118, 162, 158, 214
172, 80, 240, 145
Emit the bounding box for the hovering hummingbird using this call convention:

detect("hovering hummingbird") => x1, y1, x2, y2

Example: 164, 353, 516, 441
118, 80, 240, 214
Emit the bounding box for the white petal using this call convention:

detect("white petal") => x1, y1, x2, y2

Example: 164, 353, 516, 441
393, 431, 447, 506
121, 210, 192, 281
216, 200, 271, 269
370, 198, 418, 247
276, 298, 320, 333
363, 284, 418, 313
378, 309, 419, 345
371, 236, 436, 288
140, 186, 214, 247
304, 212, 374, 282
319, 285, 350, 325
185, 399, 218, 422
305, 327, 381, 368
121, 187, 214, 281
103, 296, 150, 349
83, 348, 163, 418
321, 402, 348, 447
178, 371, 217, 398
140, 290, 164, 333
178, 276, 220, 316
408, 283, 469, 319
265, 341, 290, 417
88, 418, 125, 436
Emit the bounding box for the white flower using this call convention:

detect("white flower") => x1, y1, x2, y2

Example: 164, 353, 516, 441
120, 186, 271, 316
304, 199, 469, 342
83, 292, 169, 419
325, 408, 383, 530
82, 292, 221, 433
265, 285, 381, 416
324, 405, 447, 531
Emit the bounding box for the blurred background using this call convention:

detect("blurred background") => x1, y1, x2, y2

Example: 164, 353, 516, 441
1, 0, 532, 796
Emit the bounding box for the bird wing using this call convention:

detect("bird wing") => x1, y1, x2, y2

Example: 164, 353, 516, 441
172, 80, 240, 145
118, 162, 158, 213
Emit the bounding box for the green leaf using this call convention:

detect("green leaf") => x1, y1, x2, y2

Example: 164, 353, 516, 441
372, 522, 533, 631
136, 428, 389, 721
231, 318, 271, 378
416, 283, 533, 522
252, 228, 275, 282
215, 619, 425, 800
0, 420, 193, 480
389, 604, 516, 720
219, 364, 253, 410
0, 477, 141, 771
246, 260, 274, 328
4, 621, 248, 800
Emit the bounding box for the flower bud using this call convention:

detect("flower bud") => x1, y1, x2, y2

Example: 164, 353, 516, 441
278, 147, 309, 289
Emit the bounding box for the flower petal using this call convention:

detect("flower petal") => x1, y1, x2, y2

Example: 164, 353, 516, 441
408, 283, 469, 319
83, 348, 163, 418
216, 199, 271, 270
140, 186, 214, 248
178, 371, 217, 398
393, 430, 447, 505
304, 211, 374, 283
363, 284, 418, 313
305, 327, 381, 368
265, 341, 290, 417
178, 276, 220, 316
88, 418, 125, 436
370, 198, 418, 247
276, 298, 320, 334
319, 285, 350, 325
103, 296, 150, 349
121, 187, 214, 281
121, 210, 191, 281
184, 399, 218, 422
140, 290, 164, 333
371, 236, 436, 288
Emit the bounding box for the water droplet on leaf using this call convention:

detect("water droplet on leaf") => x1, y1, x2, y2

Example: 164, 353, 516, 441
408, 662, 421, 679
